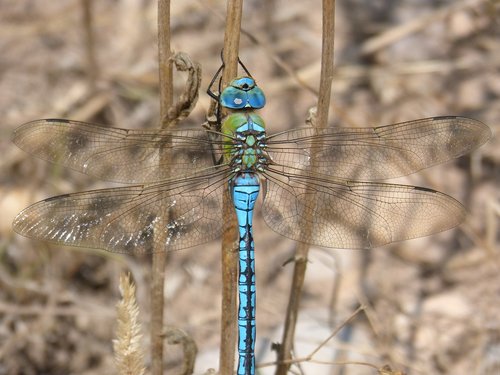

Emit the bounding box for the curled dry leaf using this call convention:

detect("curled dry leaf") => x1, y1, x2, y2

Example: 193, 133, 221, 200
163, 52, 202, 127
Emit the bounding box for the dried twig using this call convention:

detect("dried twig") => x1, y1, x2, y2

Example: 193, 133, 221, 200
219, 2, 244, 374
275, 1, 336, 374
151, 1, 173, 374
265, 307, 387, 372
81, 0, 99, 88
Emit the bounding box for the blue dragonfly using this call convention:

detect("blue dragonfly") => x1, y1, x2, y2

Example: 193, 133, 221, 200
12, 67, 490, 374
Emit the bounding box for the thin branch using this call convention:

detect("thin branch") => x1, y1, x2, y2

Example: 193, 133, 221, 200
81, 0, 98, 89
309, 305, 362, 358
158, 0, 173, 119
219, 1, 243, 374
263, 307, 373, 371
151, 1, 173, 374
316, 0, 335, 130
275, 1, 336, 374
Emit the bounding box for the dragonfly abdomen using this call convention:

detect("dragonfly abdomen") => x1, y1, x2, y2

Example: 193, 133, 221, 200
230, 172, 259, 375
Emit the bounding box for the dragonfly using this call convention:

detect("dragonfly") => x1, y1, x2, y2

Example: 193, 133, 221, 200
12, 68, 490, 375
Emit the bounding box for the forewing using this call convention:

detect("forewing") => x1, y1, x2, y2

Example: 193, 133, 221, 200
12, 119, 224, 184
266, 116, 491, 181
261, 170, 465, 249
12, 172, 227, 253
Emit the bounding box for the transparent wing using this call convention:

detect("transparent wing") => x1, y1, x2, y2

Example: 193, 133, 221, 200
266, 116, 491, 181
13, 171, 228, 253
261, 170, 465, 249
12, 119, 225, 184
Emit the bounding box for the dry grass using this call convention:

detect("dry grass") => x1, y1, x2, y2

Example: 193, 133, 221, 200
0, 1, 498, 374
114, 273, 146, 375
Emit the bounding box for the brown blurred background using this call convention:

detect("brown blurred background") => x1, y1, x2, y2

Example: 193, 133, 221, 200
0, 1, 498, 374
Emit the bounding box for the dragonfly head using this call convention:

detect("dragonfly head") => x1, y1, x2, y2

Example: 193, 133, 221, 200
220, 76, 266, 110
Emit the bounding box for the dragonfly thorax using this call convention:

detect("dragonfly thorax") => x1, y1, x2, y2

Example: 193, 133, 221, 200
229, 128, 270, 172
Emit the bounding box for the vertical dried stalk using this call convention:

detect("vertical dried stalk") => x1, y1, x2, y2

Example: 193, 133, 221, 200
275, 1, 336, 374
151, 1, 173, 375
158, 0, 174, 117
316, 0, 336, 129
81, 0, 98, 88
219, 2, 244, 374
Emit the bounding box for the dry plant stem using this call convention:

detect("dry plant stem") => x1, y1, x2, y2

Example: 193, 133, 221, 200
316, 0, 335, 130
201, 3, 318, 97
486, 201, 500, 253
219, 2, 243, 374
81, 0, 98, 88
158, 0, 174, 115
151, 1, 173, 375
275, 1, 336, 374
264, 306, 365, 370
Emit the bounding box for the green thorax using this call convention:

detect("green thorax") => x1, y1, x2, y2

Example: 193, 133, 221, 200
221, 112, 267, 171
